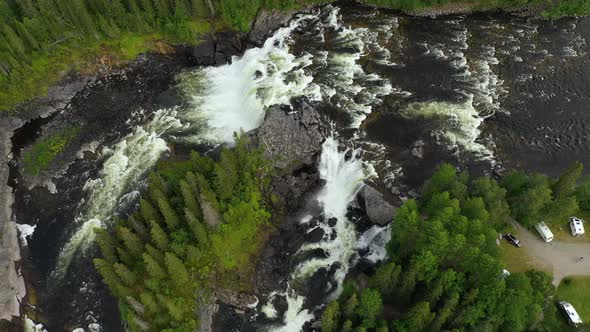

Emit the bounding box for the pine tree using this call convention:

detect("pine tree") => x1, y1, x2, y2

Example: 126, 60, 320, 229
117, 226, 145, 257
190, 0, 210, 17
140, 291, 159, 313
1, 24, 25, 56
157, 294, 184, 321
180, 179, 201, 219
343, 293, 358, 319
165, 252, 190, 287
94, 258, 126, 296
430, 291, 460, 331
117, 246, 135, 267
140, 199, 160, 225
185, 209, 208, 246
150, 221, 169, 251
321, 301, 341, 332
145, 243, 166, 264
114, 262, 138, 286
95, 228, 118, 263
129, 215, 149, 240
153, 190, 180, 229
143, 252, 167, 279
186, 245, 202, 268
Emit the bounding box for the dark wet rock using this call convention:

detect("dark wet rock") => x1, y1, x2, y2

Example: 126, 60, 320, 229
215, 31, 245, 65
217, 289, 258, 311
190, 36, 216, 66
411, 139, 425, 159
307, 227, 325, 242
358, 185, 397, 226
248, 9, 300, 47
272, 295, 288, 317
327, 217, 337, 227
255, 100, 327, 172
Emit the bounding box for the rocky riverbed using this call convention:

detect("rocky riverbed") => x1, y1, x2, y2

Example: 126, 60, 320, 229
2, 1, 590, 331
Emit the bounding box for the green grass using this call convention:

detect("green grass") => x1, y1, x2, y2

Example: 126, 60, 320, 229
22, 126, 80, 176
556, 276, 590, 322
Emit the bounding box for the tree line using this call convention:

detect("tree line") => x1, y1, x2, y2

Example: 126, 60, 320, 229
94, 136, 273, 331
320, 163, 582, 332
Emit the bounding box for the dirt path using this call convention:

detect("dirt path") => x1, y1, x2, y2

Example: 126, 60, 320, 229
509, 219, 590, 286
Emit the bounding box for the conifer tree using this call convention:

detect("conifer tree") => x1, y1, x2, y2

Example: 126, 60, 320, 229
140, 291, 159, 313
114, 262, 138, 286
150, 221, 169, 251
165, 252, 190, 287
185, 209, 208, 246
186, 245, 202, 268
117, 246, 135, 267
140, 199, 160, 225
94, 258, 125, 296
95, 228, 118, 263
180, 179, 201, 218
143, 252, 167, 279
153, 189, 180, 229
145, 243, 166, 264
117, 226, 145, 257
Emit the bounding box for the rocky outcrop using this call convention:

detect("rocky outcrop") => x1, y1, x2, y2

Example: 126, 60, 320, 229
248, 8, 300, 47
357, 185, 397, 226
188, 31, 245, 67
0, 118, 26, 323
256, 101, 327, 172
216, 289, 258, 311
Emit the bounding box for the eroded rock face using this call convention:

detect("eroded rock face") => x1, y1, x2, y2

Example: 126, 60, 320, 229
256, 101, 327, 173
248, 9, 301, 47
358, 185, 397, 226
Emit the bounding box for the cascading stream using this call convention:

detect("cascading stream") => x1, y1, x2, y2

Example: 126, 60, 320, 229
53, 109, 184, 280
266, 136, 391, 332
53, 4, 394, 282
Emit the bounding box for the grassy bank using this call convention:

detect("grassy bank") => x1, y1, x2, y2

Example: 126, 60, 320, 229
22, 126, 80, 176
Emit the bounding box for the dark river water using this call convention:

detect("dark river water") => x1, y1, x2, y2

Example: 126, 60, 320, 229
14, 2, 590, 331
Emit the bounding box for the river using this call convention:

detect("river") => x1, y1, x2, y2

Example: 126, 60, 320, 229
13, 2, 590, 331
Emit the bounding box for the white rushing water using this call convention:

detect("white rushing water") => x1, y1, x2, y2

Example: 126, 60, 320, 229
268, 136, 379, 331
23, 316, 48, 332
177, 13, 320, 145
53, 109, 184, 279
399, 96, 493, 159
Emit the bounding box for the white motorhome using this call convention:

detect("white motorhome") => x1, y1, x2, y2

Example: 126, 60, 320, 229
570, 217, 585, 236
559, 301, 583, 326
535, 222, 554, 242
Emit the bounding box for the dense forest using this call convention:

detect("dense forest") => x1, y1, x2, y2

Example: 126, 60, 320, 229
1, 0, 589, 111
93, 136, 274, 331
320, 163, 589, 332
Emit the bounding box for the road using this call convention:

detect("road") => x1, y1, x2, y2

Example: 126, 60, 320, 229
509, 219, 590, 286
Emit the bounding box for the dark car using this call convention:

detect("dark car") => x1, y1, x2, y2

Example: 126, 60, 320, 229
504, 233, 522, 247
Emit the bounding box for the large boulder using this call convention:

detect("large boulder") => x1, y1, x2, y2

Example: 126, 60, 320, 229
255, 101, 327, 172
248, 9, 300, 47
358, 185, 397, 226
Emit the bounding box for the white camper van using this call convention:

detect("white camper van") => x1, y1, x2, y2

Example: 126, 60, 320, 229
570, 217, 585, 236
559, 301, 583, 326
535, 222, 554, 242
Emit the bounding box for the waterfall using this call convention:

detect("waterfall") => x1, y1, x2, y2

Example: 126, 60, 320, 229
268, 136, 371, 332
176, 13, 321, 145
53, 109, 184, 280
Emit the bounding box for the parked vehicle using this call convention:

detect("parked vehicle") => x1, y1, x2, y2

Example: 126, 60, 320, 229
569, 217, 585, 236
559, 301, 583, 326
535, 222, 554, 242
504, 233, 522, 247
